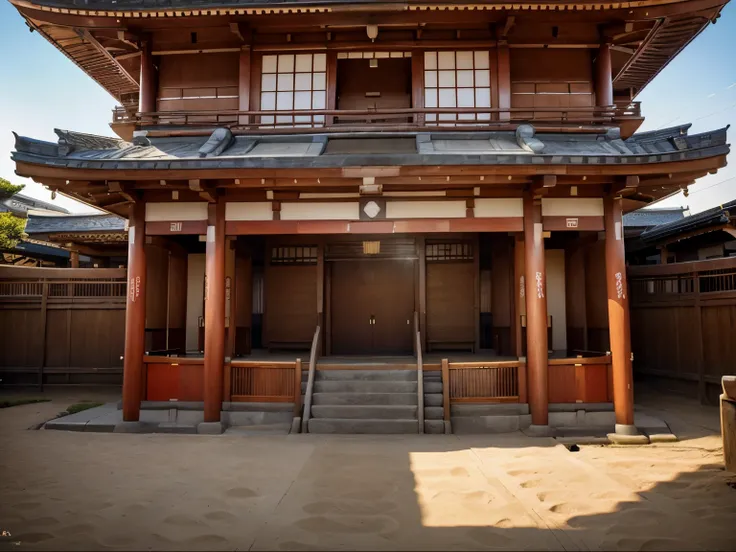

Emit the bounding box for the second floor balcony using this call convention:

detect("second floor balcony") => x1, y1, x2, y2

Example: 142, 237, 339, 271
113, 102, 642, 137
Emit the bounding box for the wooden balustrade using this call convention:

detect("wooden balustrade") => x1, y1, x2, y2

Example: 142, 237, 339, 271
446, 361, 521, 403
229, 361, 298, 402
127, 102, 641, 133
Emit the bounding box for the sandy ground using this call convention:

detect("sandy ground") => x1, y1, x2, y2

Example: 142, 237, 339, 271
0, 386, 734, 551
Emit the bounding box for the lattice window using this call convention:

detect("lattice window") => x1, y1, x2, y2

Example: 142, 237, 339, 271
270, 245, 318, 265
426, 242, 474, 262
260, 53, 327, 127
424, 51, 491, 125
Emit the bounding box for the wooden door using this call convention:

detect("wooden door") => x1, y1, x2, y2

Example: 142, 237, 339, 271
371, 260, 415, 354
331, 261, 375, 354
330, 260, 415, 355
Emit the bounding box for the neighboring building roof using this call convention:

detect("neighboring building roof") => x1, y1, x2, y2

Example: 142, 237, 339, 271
24, 213, 127, 235
623, 208, 687, 229
639, 199, 736, 244
11, 125, 730, 172
0, 193, 69, 216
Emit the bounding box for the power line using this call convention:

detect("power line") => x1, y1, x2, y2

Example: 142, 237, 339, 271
687, 176, 736, 195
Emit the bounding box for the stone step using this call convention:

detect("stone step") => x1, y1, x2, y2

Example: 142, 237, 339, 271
424, 420, 446, 434
424, 406, 444, 420
317, 363, 418, 371
424, 382, 442, 394
424, 394, 444, 407
308, 418, 419, 434
423, 373, 442, 381
314, 380, 417, 393
451, 403, 529, 417
312, 392, 418, 406
315, 369, 417, 382
312, 405, 417, 420
224, 424, 291, 436
452, 414, 532, 434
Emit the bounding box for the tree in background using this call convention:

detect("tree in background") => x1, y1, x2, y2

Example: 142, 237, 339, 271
0, 177, 28, 250
0, 177, 25, 200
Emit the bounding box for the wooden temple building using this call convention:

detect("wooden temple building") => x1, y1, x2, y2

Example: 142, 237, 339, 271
8, 0, 731, 435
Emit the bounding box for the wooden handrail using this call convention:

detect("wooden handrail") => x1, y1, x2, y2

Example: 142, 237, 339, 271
414, 311, 424, 435
441, 358, 450, 423
447, 360, 522, 369
301, 325, 322, 433
548, 356, 611, 366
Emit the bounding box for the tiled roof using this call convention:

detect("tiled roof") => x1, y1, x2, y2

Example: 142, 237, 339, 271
0, 193, 69, 215
639, 199, 736, 243
623, 208, 686, 229
25, 214, 127, 234
11, 125, 730, 172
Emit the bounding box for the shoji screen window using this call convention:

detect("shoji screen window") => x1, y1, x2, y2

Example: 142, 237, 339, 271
261, 53, 327, 127
424, 51, 491, 125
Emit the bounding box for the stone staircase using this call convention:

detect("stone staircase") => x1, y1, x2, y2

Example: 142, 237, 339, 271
302, 365, 447, 434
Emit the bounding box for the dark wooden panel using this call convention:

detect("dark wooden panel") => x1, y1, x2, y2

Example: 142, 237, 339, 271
336, 58, 411, 113
264, 264, 317, 347
0, 307, 42, 367
372, 260, 415, 354
427, 262, 475, 348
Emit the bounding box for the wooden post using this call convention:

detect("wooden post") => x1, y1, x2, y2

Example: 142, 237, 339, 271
239, 46, 251, 125
411, 51, 425, 126
604, 195, 635, 433
695, 273, 706, 403
122, 199, 147, 422
69, 250, 80, 269
139, 41, 157, 114
595, 43, 613, 107
497, 42, 511, 121
418, 236, 427, 352
441, 358, 451, 422
38, 280, 48, 390
203, 198, 226, 423
523, 191, 549, 427
518, 359, 528, 403
326, 52, 338, 126
513, 234, 524, 357
294, 358, 303, 416
225, 238, 236, 359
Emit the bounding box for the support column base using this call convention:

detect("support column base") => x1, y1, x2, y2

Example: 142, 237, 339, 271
197, 421, 225, 435
113, 421, 144, 433
614, 423, 639, 436
523, 424, 554, 437
607, 429, 649, 445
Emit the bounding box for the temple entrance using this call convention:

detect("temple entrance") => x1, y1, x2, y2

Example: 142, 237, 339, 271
330, 259, 415, 355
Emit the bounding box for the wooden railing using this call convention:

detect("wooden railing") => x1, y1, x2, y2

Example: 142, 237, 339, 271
128, 103, 641, 133
446, 360, 521, 403
301, 326, 322, 433
229, 360, 299, 403
414, 312, 424, 434
548, 356, 612, 404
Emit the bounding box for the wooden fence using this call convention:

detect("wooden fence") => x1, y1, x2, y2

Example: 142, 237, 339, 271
444, 360, 522, 403
629, 257, 736, 403
0, 266, 127, 386
227, 360, 301, 406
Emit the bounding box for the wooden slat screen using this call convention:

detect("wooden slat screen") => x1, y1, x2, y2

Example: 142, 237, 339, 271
230, 362, 296, 402
447, 362, 519, 402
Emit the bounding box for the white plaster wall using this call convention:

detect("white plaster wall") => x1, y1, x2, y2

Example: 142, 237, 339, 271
225, 202, 273, 221
475, 198, 523, 217
545, 249, 567, 352
280, 202, 359, 220
146, 202, 208, 221
541, 198, 604, 216
386, 200, 466, 219
186, 253, 205, 352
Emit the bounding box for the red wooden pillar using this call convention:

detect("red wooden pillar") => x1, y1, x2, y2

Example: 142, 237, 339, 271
122, 199, 147, 422
595, 43, 613, 107
604, 195, 636, 433
523, 191, 549, 428
204, 198, 226, 423
139, 41, 157, 114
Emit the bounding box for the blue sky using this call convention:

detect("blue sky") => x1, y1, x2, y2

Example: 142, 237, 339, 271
0, 2, 734, 214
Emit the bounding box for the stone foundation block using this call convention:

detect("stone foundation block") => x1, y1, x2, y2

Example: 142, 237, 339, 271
197, 421, 225, 435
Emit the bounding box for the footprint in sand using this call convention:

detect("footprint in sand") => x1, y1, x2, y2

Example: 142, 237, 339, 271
226, 487, 259, 499
190, 534, 229, 546
303, 500, 396, 515
519, 479, 543, 489
508, 469, 551, 478
429, 490, 494, 505
57, 524, 94, 536
610, 537, 693, 551
467, 526, 513, 545
295, 515, 399, 535
163, 514, 207, 527
14, 532, 54, 543
24, 517, 60, 527
204, 510, 238, 522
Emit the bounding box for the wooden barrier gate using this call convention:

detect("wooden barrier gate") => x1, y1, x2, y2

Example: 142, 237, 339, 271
0, 265, 126, 386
